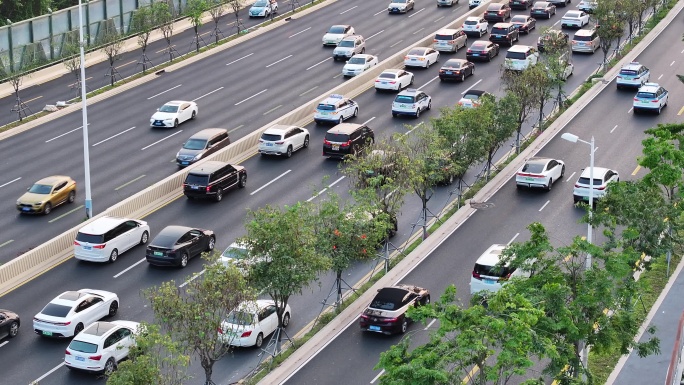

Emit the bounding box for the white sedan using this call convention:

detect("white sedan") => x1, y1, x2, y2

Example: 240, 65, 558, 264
322, 24, 355, 46
65, 320, 140, 375
150, 100, 198, 128
404, 47, 440, 68
515, 157, 565, 190
374, 69, 414, 91
342, 54, 379, 77
219, 300, 291, 348
33, 289, 119, 338
561, 10, 590, 28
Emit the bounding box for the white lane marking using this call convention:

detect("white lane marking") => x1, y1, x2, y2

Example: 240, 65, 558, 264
461, 79, 483, 94
611, 124, 618, 133
0, 239, 14, 248
251, 170, 292, 195
565, 171, 576, 183
508, 232, 519, 245
307, 176, 345, 202
366, 30, 385, 41
417, 76, 439, 90
362, 117, 376, 125
192, 87, 224, 102
93, 126, 135, 146
333, 73, 343, 79
539, 200, 550, 212
45, 125, 85, 143
373, 8, 386, 16
226, 53, 254, 66
658, 74, 663, 80
413, 27, 425, 34
289, 27, 311, 38
670, 60, 676, 66
180, 269, 206, 288
33, 362, 65, 383
340, 5, 358, 14
408, 8, 425, 18
147, 84, 182, 100
451, 6, 462, 12
424, 319, 437, 330
0, 341, 7, 347
0, 177, 21, 188
628, 107, 633, 113
228, 125, 244, 133
114, 258, 147, 278
434, 16, 445, 23
235, 89, 268, 105
266, 55, 293, 68
141, 130, 183, 150
390, 39, 404, 48
371, 369, 385, 384
681, 49, 684, 54
307, 57, 332, 70
299, 86, 318, 96
553, 20, 560, 26
402, 122, 423, 137
329, 176, 345, 188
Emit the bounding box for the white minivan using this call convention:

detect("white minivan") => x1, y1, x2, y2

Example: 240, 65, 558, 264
74, 216, 150, 263
503, 45, 539, 71
470, 244, 531, 296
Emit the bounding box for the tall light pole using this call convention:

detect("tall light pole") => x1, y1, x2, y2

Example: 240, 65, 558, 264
78, 0, 93, 218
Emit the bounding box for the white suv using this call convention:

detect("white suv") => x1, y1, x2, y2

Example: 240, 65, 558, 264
333, 35, 366, 61
633, 82, 668, 115
462, 16, 488, 37
392, 89, 432, 118
470, 244, 531, 296
503, 45, 539, 71
258, 125, 310, 158
65, 320, 140, 375
314, 94, 359, 125
74, 217, 150, 263
617, 62, 650, 89
572, 167, 619, 204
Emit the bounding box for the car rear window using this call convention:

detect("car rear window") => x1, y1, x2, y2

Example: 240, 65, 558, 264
511, 16, 527, 23
522, 163, 544, 173
636, 92, 656, 99
435, 34, 455, 40
577, 177, 604, 185
574, 35, 592, 41
464, 20, 477, 25
76, 232, 105, 244
317, 104, 336, 111
41, 303, 71, 317
395, 95, 415, 103
620, 69, 638, 76
185, 174, 210, 185
261, 133, 282, 141
474, 263, 515, 278
487, 4, 502, 10
506, 52, 527, 60
325, 133, 349, 142
491, 27, 508, 35
225, 310, 254, 326
471, 43, 487, 50
69, 340, 99, 354
379, 73, 396, 79
408, 48, 425, 55
370, 298, 399, 310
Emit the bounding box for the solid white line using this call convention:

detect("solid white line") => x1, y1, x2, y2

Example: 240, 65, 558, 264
366, 30, 385, 41
611, 124, 618, 133
371, 369, 386, 384
45, 126, 84, 143
235, 89, 268, 105
434, 16, 445, 23
33, 362, 65, 383
565, 171, 576, 183
373, 8, 386, 16
340, 5, 358, 14
539, 200, 550, 212
113, 258, 147, 278
306, 176, 345, 202
192, 87, 224, 102
328, 176, 345, 188
461, 79, 483, 94
289, 27, 311, 38
418, 76, 439, 90
0, 341, 7, 348
390, 40, 403, 48
141, 130, 183, 150
408, 8, 425, 18
226, 53, 254, 66
251, 170, 292, 195
670, 60, 676, 66
658, 74, 663, 80
424, 318, 437, 330
147, 84, 182, 100
266, 55, 293, 68
307, 57, 332, 70
362, 117, 376, 125
508, 232, 519, 245
413, 27, 425, 35
179, 269, 206, 288
0, 177, 21, 188
92, 126, 135, 146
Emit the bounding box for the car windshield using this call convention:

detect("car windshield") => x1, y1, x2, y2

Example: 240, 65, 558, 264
328, 26, 345, 34
337, 40, 355, 47
41, 303, 71, 317
225, 310, 254, 326
620, 69, 638, 76
159, 104, 179, 113
636, 92, 656, 99
408, 48, 426, 55
28, 184, 52, 194
464, 20, 477, 25
69, 340, 99, 354
522, 163, 545, 173
183, 139, 207, 150
578, 177, 604, 186
222, 246, 248, 260
379, 73, 396, 79
348, 57, 365, 64
395, 95, 415, 103
254, 0, 268, 6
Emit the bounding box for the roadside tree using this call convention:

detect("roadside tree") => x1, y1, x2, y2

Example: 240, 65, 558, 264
207, 0, 227, 44
155, 1, 177, 62
227, 0, 246, 35
483, 94, 518, 179
100, 23, 124, 86
593, 0, 626, 67
131, 4, 157, 72
186, 0, 208, 53
500, 70, 538, 153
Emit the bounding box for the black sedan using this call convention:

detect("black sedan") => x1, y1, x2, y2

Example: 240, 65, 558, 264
439, 59, 475, 82
359, 285, 430, 335
511, 15, 537, 34
466, 40, 500, 62
146, 226, 216, 267
531, 1, 556, 19
0, 309, 20, 339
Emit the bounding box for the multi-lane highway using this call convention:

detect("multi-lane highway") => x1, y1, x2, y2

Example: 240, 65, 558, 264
0, 0, 660, 384
280, 8, 684, 385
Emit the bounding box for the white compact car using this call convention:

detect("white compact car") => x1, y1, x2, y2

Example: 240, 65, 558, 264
65, 320, 140, 375
469, 0, 482, 8
342, 54, 378, 77
323, 24, 355, 46
314, 94, 359, 125
578, 0, 597, 12
404, 47, 440, 68
633, 82, 668, 114
437, 0, 458, 6
572, 167, 619, 204
249, 0, 278, 17
462, 16, 488, 37
392, 88, 432, 118
150, 100, 198, 128
470, 244, 531, 296
561, 10, 590, 28
374, 69, 414, 91
219, 300, 291, 348
74, 216, 150, 263
617, 62, 650, 89
258, 124, 310, 158
388, 0, 415, 13
33, 289, 119, 338
516, 157, 565, 190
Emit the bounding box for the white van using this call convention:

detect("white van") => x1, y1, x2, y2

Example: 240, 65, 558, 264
470, 244, 530, 296
433, 29, 468, 53
74, 216, 150, 263
503, 45, 539, 71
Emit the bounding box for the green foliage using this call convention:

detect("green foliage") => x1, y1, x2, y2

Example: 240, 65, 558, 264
185, 0, 208, 52
500, 69, 540, 152
592, 0, 627, 65
432, 104, 489, 175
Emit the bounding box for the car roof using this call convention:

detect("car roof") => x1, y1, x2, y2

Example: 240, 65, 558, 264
381, 69, 403, 74
78, 321, 120, 339
436, 28, 459, 34
339, 35, 361, 42
465, 16, 482, 21
579, 167, 612, 178
351, 54, 374, 60
638, 83, 662, 92
492, 22, 513, 28
157, 225, 194, 239
565, 10, 582, 15
320, 94, 348, 105
534, 1, 550, 5
508, 45, 533, 52
188, 128, 228, 140
526, 157, 553, 166
78, 216, 131, 235
326, 123, 365, 134
35, 175, 70, 185
330, 24, 350, 29
408, 46, 430, 53
444, 58, 468, 65
263, 124, 301, 135
475, 244, 508, 266
621, 62, 645, 71
187, 160, 231, 175
574, 29, 595, 36
374, 286, 413, 304
397, 88, 422, 96
464, 89, 486, 96
164, 101, 186, 105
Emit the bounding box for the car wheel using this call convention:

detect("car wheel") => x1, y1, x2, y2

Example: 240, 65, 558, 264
8, 321, 19, 338
140, 231, 149, 245
191, 110, 196, 120
215, 188, 223, 202
410, 75, 415, 85
74, 323, 84, 336
207, 236, 215, 251
424, 295, 431, 305
415, 108, 420, 118
427, 100, 432, 110
361, 48, 366, 54
173, 119, 179, 128
400, 319, 408, 334
353, 108, 358, 117
108, 301, 119, 317
255, 333, 264, 348
108, 249, 118, 263
392, 112, 398, 117
546, 178, 553, 191
560, 165, 566, 178
238, 174, 247, 188
180, 252, 189, 268
42, 202, 52, 215
67, 190, 76, 204
282, 312, 291, 327
480, 29, 484, 37
286, 146, 293, 158
104, 358, 117, 377
338, 117, 344, 124
487, 53, 492, 62
303, 135, 310, 148
426, 60, 431, 68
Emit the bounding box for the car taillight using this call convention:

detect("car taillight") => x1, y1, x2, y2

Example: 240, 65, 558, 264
448, 40, 455, 44
498, 10, 505, 14
74, 241, 80, 246
217, 327, 224, 334
574, 184, 582, 188
419, 57, 425, 61
65, 350, 71, 355
389, 81, 396, 84
633, 98, 639, 101
439, 69, 445, 73
467, 49, 472, 53
258, 139, 264, 143
384, 317, 399, 323
517, 173, 540, 177
93, 244, 106, 249
360, 314, 369, 320
652, 99, 659, 103
240, 331, 252, 338
404, 56, 409, 60
206, 186, 211, 192
182, 183, 188, 188
324, 139, 332, 145
433, 39, 438, 43
89, 355, 102, 361
472, 271, 481, 279
340, 140, 352, 148
275, 141, 284, 144
596, 186, 606, 190
499, 273, 512, 282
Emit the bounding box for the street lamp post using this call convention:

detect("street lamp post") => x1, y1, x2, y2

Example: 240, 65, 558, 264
78, 0, 93, 218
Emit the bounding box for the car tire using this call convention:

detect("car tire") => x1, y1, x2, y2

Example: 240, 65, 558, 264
415, 109, 420, 119
215, 188, 223, 202
353, 108, 358, 117
140, 231, 149, 245
461, 73, 466, 82
238, 174, 247, 188
286, 146, 293, 158
561, 165, 566, 178
191, 110, 196, 120
67, 190, 76, 204
180, 252, 189, 268
42, 202, 52, 215
338, 117, 344, 124
108, 249, 118, 263
424, 295, 431, 305
108, 301, 119, 317
361, 48, 366, 54
400, 319, 408, 334
303, 135, 310, 148
487, 53, 492, 62
207, 236, 215, 251
546, 178, 553, 191
255, 333, 264, 348
392, 112, 398, 117
74, 323, 84, 336
427, 100, 432, 110
410, 75, 415, 85
8, 321, 18, 338
282, 312, 291, 327
173, 119, 179, 128
104, 358, 117, 377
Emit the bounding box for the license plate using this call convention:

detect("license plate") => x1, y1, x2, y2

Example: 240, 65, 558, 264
266, 143, 273, 146
400, 104, 406, 107
483, 279, 496, 284
191, 186, 199, 189
83, 245, 92, 250
473, 53, 480, 56
411, 58, 417, 61
578, 43, 585, 46
332, 145, 340, 151
369, 325, 381, 331
381, 81, 387, 84
154, 251, 163, 256
495, 35, 502, 38
42, 331, 53, 336
583, 196, 590, 201
22, 207, 30, 211
320, 111, 329, 115
155, 122, 164, 126
446, 71, 452, 74
75, 356, 85, 361
525, 177, 535, 181
181, 161, 189, 165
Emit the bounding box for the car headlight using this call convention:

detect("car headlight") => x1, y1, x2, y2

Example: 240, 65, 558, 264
164, 119, 173, 122
36, 201, 43, 205
193, 154, 203, 161
16, 200, 20, 205
176, 152, 180, 158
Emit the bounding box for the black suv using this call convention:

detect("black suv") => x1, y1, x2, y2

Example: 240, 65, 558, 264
323, 123, 375, 159
183, 160, 246, 202
483, 3, 511, 22
489, 23, 519, 46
